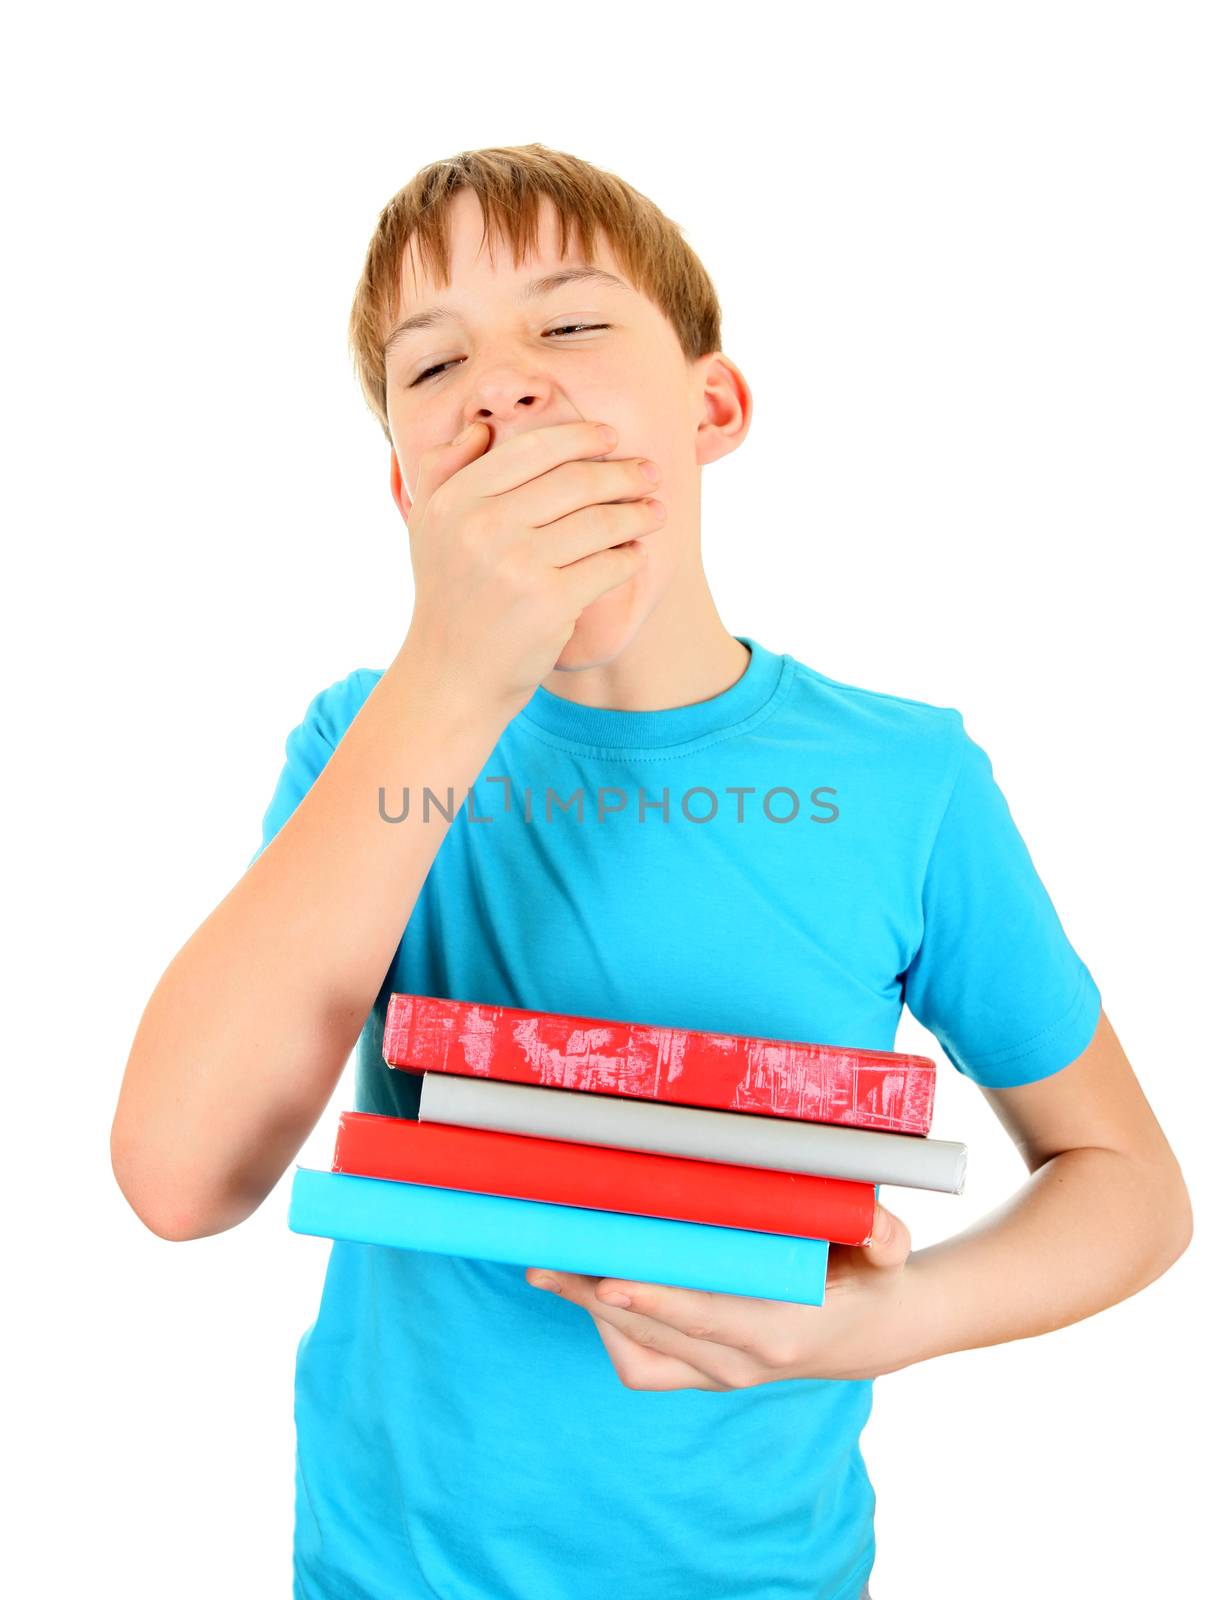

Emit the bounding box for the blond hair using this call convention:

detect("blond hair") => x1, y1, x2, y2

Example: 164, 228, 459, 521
347, 143, 723, 444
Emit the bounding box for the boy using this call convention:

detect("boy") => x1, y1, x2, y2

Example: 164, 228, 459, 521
111, 144, 1192, 1600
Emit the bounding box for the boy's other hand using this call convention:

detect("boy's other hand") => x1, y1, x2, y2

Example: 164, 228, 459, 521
524, 1202, 922, 1391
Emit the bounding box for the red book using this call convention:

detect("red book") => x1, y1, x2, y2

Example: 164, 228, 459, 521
382, 993, 935, 1136
333, 1109, 876, 1245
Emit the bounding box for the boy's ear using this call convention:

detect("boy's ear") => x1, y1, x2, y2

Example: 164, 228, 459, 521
390, 451, 413, 523
694, 352, 752, 467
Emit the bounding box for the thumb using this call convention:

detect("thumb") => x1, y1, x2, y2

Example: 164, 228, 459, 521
410, 420, 486, 528
863, 1203, 912, 1269
452, 418, 485, 451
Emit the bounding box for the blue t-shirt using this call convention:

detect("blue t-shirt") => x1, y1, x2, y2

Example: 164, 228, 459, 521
250, 634, 1101, 1600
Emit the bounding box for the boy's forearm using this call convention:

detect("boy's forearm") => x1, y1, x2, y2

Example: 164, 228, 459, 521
111, 640, 509, 1242
898, 1146, 1193, 1366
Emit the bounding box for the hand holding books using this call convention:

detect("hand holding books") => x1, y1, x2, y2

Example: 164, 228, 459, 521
523, 1197, 919, 1390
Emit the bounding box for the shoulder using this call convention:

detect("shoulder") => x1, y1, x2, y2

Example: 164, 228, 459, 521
786, 654, 963, 729
293, 665, 385, 746
781, 654, 967, 787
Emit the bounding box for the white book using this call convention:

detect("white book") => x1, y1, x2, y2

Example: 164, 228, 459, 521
419, 1072, 967, 1194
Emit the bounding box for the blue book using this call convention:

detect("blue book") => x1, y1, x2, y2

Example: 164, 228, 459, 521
288, 1166, 830, 1305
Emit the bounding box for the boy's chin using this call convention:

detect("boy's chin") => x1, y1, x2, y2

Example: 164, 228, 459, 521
552, 583, 648, 673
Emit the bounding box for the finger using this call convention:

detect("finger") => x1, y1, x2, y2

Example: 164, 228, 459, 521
862, 1203, 912, 1269
408, 417, 490, 526
418, 418, 610, 521
591, 1314, 727, 1392
587, 1274, 806, 1359
530, 1270, 759, 1384
535, 487, 664, 572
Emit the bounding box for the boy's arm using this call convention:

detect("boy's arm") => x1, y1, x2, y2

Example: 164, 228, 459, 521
902, 1006, 1194, 1362
109, 639, 509, 1243
524, 1006, 1194, 1390
111, 417, 658, 1244
111, 417, 657, 1244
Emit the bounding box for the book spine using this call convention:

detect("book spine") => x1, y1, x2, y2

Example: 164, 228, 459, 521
333, 1110, 877, 1245
288, 1166, 830, 1305
382, 992, 935, 1135
420, 1072, 967, 1195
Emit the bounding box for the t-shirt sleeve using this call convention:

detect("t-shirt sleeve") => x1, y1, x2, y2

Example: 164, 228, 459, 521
900, 713, 1102, 1088
244, 670, 375, 872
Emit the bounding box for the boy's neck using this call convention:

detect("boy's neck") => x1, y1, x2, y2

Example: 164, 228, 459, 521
537, 587, 752, 714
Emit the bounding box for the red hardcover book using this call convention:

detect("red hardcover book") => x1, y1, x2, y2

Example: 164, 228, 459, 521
382, 993, 935, 1136
333, 1109, 876, 1245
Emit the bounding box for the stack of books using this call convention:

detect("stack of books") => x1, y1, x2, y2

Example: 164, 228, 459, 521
287, 994, 967, 1305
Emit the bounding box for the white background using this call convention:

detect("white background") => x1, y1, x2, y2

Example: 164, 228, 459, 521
5, 3, 1206, 1596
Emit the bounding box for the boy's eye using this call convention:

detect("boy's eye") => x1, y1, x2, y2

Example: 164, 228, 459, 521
409, 324, 610, 387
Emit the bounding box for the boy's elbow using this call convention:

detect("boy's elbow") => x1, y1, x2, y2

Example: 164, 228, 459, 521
1149, 1157, 1194, 1270
110, 1118, 211, 1243
1169, 1178, 1194, 1261
111, 1167, 200, 1242
135, 1203, 203, 1244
